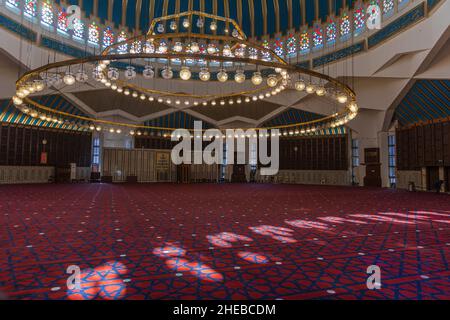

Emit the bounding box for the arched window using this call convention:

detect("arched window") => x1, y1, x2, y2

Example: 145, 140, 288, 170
248, 47, 258, 59
72, 18, 85, 41
299, 31, 310, 54
326, 19, 337, 45
367, 0, 382, 29
312, 25, 323, 49
383, 0, 395, 17
144, 41, 155, 54
131, 40, 142, 53
103, 27, 114, 48
235, 44, 245, 57
24, 0, 37, 18
57, 9, 68, 34
287, 34, 297, 56
41, 0, 54, 27
353, 5, 365, 36
117, 31, 128, 54
274, 38, 284, 58
6, 0, 20, 10
340, 12, 351, 40
369, 0, 382, 19
261, 40, 271, 61
88, 22, 100, 46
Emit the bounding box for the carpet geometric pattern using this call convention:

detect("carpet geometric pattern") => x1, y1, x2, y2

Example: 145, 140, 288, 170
0, 183, 449, 300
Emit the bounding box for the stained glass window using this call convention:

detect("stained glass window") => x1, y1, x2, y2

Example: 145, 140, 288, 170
72, 18, 85, 41
248, 47, 258, 59
24, 0, 37, 18
130, 40, 142, 53
383, 0, 395, 15
196, 43, 205, 54
234, 44, 245, 57
41, 0, 54, 27
103, 27, 114, 48
88, 22, 100, 46
6, 0, 20, 10
117, 31, 128, 54
197, 44, 207, 66
274, 38, 284, 57
261, 40, 271, 61
369, 0, 382, 16
299, 31, 310, 53
57, 9, 68, 34
286, 34, 296, 56
326, 19, 337, 45
312, 26, 323, 49
367, 0, 382, 28
353, 6, 365, 36
340, 12, 351, 40
144, 41, 155, 53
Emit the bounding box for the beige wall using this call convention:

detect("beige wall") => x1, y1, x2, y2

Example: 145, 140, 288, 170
0, 166, 90, 184
397, 170, 423, 190
102, 148, 175, 182
0, 166, 54, 184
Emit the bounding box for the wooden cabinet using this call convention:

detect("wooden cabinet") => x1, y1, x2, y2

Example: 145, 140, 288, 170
363, 148, 382, 187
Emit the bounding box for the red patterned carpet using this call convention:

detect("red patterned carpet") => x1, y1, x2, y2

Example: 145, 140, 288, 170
0, 183, 449, 300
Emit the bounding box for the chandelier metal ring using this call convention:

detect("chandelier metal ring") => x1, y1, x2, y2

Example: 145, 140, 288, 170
12, 11, 358, 135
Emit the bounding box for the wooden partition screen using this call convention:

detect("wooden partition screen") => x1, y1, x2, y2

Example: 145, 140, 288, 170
0, 123, 92, 167
102, 148, 175, 182
275, 135, 348, 170
397, 120, 450, 170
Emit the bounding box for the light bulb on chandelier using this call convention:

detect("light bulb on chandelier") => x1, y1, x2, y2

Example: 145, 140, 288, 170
234, 70, 245, 83
337, 94, 348, 104
217, 69, 228, 82
316, 86, 326, 96
199, 68, 210, 81
251, 72, 263, 85
143, 65, 155, 79
179, 66, 192, 80
63, 73, 75, 85
305, 84, 316, 94
267, 74, 278, 87
295, 80, 306, 91
161, 66, 174, 79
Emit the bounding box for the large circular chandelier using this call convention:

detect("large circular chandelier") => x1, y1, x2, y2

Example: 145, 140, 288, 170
12, 11, 358, 136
